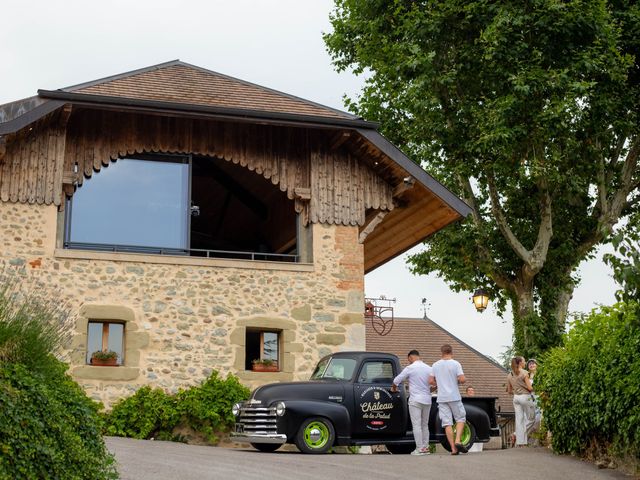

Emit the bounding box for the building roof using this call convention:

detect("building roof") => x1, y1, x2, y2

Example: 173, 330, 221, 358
366, 317, 513, 414
59, 60, 358, 121
0, 61, 472, 271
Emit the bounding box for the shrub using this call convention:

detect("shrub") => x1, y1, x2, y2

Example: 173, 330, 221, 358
103, 386, 179, 439
0, 363, 118, 480
536, 301, 640, 463
176, 371, 251, 443
103, 371, 250, 444
0, 279, 70, 377
0, 272, 117, 479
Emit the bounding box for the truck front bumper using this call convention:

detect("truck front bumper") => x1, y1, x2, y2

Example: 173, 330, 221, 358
230, 432, 287, 444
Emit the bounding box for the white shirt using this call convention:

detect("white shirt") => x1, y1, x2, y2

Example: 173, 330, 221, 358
393, 360, 432, 405
430, 358, 464, 403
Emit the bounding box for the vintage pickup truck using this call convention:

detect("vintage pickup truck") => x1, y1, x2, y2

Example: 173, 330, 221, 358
230, 351, 500, 454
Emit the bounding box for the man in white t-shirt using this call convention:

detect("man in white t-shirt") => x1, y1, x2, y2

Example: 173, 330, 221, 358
429, 344, 467, 455
391, 350, 432, 455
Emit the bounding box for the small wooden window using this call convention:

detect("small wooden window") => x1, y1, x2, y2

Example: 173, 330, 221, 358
245, 330, 280, 371
86, 321, 124, 365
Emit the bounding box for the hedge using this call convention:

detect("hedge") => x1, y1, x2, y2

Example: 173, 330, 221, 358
103, 370, 250, 444
0, 273, 118, 480
536, 301, 640, 460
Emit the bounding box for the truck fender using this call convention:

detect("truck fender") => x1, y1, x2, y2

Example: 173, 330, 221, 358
280, 400, 351, 441
463, 404, 491, 441
433, 403, 491, 441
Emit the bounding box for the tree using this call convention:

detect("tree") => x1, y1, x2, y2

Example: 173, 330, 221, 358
325, 0, 640, 357
604, 213, 640, 302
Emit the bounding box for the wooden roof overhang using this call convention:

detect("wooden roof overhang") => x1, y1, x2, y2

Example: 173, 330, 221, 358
0, 62, 471, 272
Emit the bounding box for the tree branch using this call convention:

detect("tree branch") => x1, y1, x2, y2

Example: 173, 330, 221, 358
486, 171, 532, 264
457, 174, 515, 292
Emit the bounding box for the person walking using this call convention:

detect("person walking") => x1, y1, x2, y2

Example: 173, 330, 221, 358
391, 350, 432, 456
506, 356, 535, 447
429, 344, 467, 455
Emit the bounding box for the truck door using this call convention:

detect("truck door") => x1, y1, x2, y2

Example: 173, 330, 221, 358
352, 359, 406, 436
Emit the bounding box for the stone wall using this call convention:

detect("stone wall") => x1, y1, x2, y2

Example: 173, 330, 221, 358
0, 201, 366, 407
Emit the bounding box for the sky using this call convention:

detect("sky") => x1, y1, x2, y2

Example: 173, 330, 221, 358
1, 0, 619, 359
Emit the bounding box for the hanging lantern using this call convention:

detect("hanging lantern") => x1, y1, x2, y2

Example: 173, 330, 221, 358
472, 289, 490, 313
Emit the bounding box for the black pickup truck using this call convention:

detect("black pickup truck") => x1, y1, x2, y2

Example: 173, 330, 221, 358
231, 351, 500, 454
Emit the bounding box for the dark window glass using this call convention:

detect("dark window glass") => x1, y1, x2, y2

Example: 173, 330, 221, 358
68, 157, 189, 250
245, 330, 280, 370
357, 361, 395, 384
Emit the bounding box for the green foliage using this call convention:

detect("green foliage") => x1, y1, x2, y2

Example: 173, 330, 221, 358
0, 272, 117, 480
90, 350, 119, 361
325, 0, 640, 357
0, 363, 118, 480
175, 371, 250, 443
0, 276, 71, 376
604, 215, 640, 303
103, 371, 250, 444
536, 302, 640, 462
102, 386, 179, 439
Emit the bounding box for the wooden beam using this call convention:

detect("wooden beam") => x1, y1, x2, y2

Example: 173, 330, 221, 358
0, 136, 5, 163
330, 131, 351, 151
359, 210, 389, 243
197, 161, 268, 220
393, 176, 416, 198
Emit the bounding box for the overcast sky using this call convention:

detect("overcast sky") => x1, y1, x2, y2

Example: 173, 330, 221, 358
1, 0, 619, 359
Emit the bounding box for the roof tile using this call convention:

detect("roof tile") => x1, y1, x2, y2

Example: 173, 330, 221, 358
65, 61, 354, 120
366, 317, 514, 414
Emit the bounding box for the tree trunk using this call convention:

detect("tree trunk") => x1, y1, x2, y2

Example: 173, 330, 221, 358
511, 276, 572, 358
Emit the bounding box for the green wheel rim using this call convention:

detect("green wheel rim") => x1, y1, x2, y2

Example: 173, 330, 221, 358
303, 421, 330, 449
453, 422, 472, 445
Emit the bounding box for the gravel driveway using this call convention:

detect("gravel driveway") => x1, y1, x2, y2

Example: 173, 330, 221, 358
105, 437, 628, 480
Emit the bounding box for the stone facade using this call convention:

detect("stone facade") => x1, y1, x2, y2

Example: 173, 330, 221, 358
0, 201, 366, 406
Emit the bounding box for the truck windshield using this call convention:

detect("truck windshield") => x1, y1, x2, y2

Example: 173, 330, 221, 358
310, 357, 357, 381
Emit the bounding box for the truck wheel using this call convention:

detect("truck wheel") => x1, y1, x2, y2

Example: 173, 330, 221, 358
440, 421, 476, 452
385, 444, 416, 455
295, 417, 335, 454
250, 443, 281, 453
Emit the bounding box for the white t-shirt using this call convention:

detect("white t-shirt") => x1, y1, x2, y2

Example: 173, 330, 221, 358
393, 360, 432, 405
430, 358, 464, 403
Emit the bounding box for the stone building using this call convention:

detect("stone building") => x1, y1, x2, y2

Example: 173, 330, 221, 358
0, 61, 470, 405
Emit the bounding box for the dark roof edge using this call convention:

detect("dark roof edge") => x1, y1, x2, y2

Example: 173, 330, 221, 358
0, 99, 65, 135
357, 129, 472, 218
37, 90, 379, 130
395, 317, 507, 372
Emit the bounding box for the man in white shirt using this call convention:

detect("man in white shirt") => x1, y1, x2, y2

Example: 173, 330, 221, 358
391, 350, 432, 456
429, 344, 467, 455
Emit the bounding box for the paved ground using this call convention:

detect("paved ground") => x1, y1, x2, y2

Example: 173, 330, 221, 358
105, 437, 629, 480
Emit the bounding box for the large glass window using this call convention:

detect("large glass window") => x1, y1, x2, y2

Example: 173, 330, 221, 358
67, 156, 190, 253
64, 154, 300, 261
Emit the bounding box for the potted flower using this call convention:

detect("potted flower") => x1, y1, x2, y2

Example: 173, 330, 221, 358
90, 350, 119, 366
251, 358, 278, 372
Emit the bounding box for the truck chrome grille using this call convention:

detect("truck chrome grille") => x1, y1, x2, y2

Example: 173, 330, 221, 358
236, 405, 278, 434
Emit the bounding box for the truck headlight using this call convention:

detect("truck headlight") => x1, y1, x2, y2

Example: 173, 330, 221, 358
232, 403, 241, 416
275, 401, 286, 416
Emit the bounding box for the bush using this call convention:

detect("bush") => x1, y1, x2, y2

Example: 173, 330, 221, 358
536, 301, 640, 463
0, 272, 117, 480
0, 279, 70, 377
103, 371, 250, 444
0, 363, 118, 480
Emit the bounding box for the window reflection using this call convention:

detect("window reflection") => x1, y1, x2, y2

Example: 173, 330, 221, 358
69, 157, 189, 250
